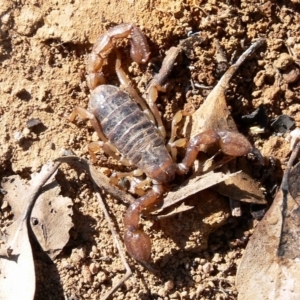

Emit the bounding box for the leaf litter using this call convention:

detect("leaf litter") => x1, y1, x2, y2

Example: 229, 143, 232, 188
0, 161, 62, 300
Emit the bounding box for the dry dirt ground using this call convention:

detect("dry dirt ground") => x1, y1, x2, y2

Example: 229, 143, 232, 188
1, 0, 300, 299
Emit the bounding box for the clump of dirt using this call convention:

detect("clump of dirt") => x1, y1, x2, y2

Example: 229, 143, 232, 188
1, 0, 300, 299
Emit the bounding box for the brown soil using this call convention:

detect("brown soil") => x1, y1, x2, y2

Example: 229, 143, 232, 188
1, 0, 300, 299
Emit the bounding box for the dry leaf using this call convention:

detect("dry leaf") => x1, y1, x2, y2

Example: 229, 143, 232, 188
236, 142, 300, 299
213, 171, 266, 204
190, 38, 266, 135
155, 202, 194, 219
0, 161, 61, 300
159, 170, 242, 211
0, 220, 35, 300
30, 180, 73, 259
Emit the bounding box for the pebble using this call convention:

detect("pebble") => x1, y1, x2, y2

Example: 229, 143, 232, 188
82, 265, 92, 283
164, 280, 174, 291
96, 271, 107, 283
89, 262, 99, 275
202, 262, 212, 274
273, 53, 294, 70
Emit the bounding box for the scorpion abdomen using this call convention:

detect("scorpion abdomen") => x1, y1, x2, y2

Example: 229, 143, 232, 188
89, 85, 176, 183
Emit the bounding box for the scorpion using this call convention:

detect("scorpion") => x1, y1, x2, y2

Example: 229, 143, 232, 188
68, 23, 253, 269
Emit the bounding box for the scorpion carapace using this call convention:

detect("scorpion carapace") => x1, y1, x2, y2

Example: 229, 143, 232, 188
68, 23, 254, 268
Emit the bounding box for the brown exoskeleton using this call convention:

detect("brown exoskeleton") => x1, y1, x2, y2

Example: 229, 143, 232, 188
68, 23, 253, 269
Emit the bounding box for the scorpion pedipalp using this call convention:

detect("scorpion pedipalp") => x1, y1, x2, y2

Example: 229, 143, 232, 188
86, 23, 150, 90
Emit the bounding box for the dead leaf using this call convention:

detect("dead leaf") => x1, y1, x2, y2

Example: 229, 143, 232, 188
30, 180, 73, 259
159, 170, 242, 211
155, 202, 194, 219
190, 38, 266, 135
0, 161, 61, 300
213, 171, 266, 204
0, 220, 35, 300
0, 247, 12, 258
236, 141, 300, 299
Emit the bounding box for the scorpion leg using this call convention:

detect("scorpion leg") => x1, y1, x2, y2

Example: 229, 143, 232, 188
124, 184, 164, 267
146, 85, 167, 138
141, 48, 180, 137
68, 106, 108, 141
144, 47, 181, 138
177, 130, 253, 174
110, 169, 152, 196
167, 110, 196, 161
110, 169, 143, 186
115, 51, 156, 124
67, 106, 123, 162
88, 141, 128, 164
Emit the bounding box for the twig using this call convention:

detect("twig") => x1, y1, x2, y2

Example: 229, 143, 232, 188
94, 185, 132, 300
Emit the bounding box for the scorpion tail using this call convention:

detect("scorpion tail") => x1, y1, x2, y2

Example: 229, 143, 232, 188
124, 227, 151, 263
124, 227, 158, 273
123, 187, 163, 271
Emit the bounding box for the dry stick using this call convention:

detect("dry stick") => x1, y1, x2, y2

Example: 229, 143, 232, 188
94, 185, 132, 300
23, 161, 62, 220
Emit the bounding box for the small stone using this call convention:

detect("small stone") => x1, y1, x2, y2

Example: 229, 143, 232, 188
13, 131, 23, 142
82, 265, 92, 283
271, 115, 295, 133
15, 5, 43, 36
91, 131, 99, 142
293, 43, 300, 57
96, 271, 107, 283
164, 280, 174, 291
158, 287, 166, 297
1, 13, 11, 24
1, 200, 8, 210
273, 53, 294, 70
22, 127, 31, 138
26, 118, 42, 129
283, 66, 300, 83
180, 290, 188, 298
92, 245, 98, 253
70, 251, 82, 265
212, 253, 222, 263
202, 262, 212, 274
89, 262, 99, 275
